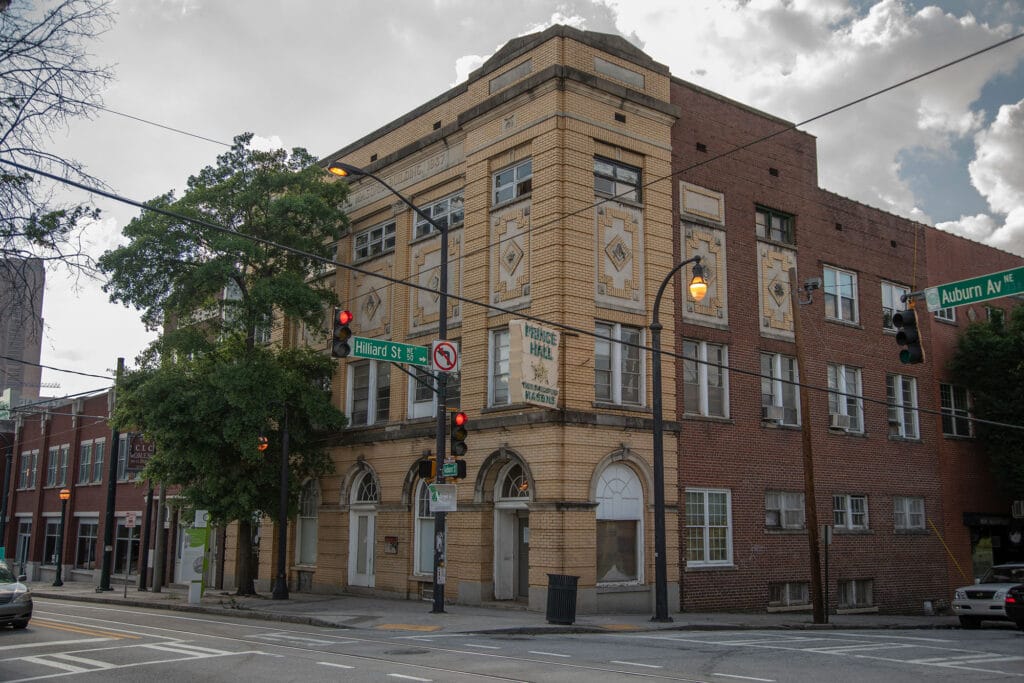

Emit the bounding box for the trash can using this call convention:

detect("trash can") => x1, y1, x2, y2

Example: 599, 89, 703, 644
545, 574, 579, 625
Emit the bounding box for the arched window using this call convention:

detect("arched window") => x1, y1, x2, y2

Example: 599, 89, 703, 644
296, 479, 319, 565
498, 463, 530, 500
595, 463, 643, 583
413, 480, 434, 575
354, 471, 379, 504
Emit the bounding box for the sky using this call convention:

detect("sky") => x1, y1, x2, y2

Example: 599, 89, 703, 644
28, 0, 1024, 398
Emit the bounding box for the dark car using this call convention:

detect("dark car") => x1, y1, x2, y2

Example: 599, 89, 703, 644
0, 559, 33, 629
1006, 584, 1024, 631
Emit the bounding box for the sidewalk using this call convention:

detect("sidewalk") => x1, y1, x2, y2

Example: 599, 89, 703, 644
28, 579, 962, 635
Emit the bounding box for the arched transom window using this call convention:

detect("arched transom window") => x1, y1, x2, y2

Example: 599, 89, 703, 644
498, 463, 530, 500
352, 471, 379, 504
595, 463, 643, 583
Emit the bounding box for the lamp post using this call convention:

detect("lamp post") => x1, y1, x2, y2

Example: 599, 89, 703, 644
272, 408, 290, 600
53, 488, 71, 587
327, 161, 451, 613
650, 255, 708, 622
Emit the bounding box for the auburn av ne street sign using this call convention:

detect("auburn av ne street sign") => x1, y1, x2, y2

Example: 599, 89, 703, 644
924, 266, 1024, 311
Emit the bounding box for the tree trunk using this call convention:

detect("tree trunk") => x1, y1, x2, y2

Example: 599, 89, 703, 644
235, 517, 256, 596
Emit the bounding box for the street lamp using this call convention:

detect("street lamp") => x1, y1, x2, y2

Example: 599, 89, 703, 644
327, 160, 451, 613
650, 255, 707, 622
53, 488, 71, 587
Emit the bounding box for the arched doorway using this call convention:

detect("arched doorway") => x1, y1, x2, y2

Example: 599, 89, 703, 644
348, 470, 379, 587
493, 461, 531, 600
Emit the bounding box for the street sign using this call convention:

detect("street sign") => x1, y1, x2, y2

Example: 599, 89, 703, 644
431, 340, 459, 373
428, 483, 457, 512
440, 460, 459, 477
924, 266, 1024, 311
350, 336, 429, 366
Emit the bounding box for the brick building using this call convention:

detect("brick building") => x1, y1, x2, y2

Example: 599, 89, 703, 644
254, 26, 1022, 613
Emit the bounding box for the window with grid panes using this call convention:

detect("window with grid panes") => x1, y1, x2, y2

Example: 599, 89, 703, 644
297, 479, 319, 565
827, 363, 863, 432
683, 340, 728, 417
91, 440, 105, 483
43, 520, 61, 565
755, 206, 794, 244
353, 220, 396, 260
596, 463, 643, 583
838, 579, 874, 608
935, 306, 956, 322
594, 157, 641, 203
833, 494, 869, 530
686, 488, 732, 566
595, 322, 643, 406
489, 329, 510, 406
893, 496, 925, 530
824, 266, 859, 323
78, 441, 92, 484
761, 352, 800, 425
940, 383, 972, 437
493, 159, 532, 205
347, 360, 390, 427
765, 491, 805, 529
46, 446, 59, 487
769, 582, 809, 607
881, 282, 909, 330
414, 481, 434, 575
886, 374, 918, 439
415, 192, 464, 238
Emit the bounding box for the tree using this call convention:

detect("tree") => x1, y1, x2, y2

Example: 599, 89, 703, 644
948, 303, 1024, 499
99, 134, 349, 594
0, 0, 115, 322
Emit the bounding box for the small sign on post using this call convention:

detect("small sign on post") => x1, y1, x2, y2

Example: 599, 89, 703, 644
428, 483, 457, 512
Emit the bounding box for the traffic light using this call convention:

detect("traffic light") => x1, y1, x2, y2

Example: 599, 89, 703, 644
893, 305, 923, 364
417, 456, 436, 482
332, 308, 353, 358
450, 411, 468, 457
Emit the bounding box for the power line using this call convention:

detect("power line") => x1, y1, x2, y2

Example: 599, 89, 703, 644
0, 353, 114, 381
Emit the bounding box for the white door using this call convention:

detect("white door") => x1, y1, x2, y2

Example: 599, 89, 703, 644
348, 510, 375, 587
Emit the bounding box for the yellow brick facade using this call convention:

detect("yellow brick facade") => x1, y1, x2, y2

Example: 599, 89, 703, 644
247, 26, 684, 614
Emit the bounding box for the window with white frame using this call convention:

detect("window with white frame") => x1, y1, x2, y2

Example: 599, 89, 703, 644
415, 192, 464, 238
57, 445, 68, 486
760, 352, 800, 425
595, 322, 643, 406
46, 446, 59, 487
409, 365, 437, 419
769, 582, 809, 608
17, 450, 37, 489
353, 220, 396, 260
823, 266, 858, 323
940, 383, 973, 437
43, 519, 61, 565
347, 360, 391, 427
765, 491, 805, 530
78, 441, 92, 484
117, 434, 132, 482
15, 520, 31, 567
833, 494, 869, 530
414, 480, 434, 575
893, 496, 925, 531
683, 340, 728, 417
296, 479, 319, 565
489, 328, 510, 406
935, 306, 956, 322
881, 282, 909, 330
75, 519, 98, 569
838, 578, 874, 609
755, 206, 795, 244
686, 488, 732, 566
499, 464, 531, 499
91, 439, 105, 483
114, 521, 140, 574
493, 159, 532, 205
827, 363, 863, 432
594, 157, 641, 203
886, 374, 919, 439
596, 463, 643, 583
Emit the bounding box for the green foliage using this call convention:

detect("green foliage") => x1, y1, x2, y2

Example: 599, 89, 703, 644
99, 132, 350, 526
949, 303, 1024, 497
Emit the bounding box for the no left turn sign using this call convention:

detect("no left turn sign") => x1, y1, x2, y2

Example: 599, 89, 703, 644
431, 340, 459, 373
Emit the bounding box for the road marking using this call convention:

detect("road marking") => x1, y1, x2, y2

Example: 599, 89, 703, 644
31, 618, 138, 639
611, 660, 662, 668
377, 623, 442, 632
530, 650, 571, 657
712, 674, 775, 682
49, 652, 116, 669
21, 655, 91, 674
805, 643, 913, 654
0, 638, 110, 652
318, 661, 355, 669
249, 632, 343, 646
141, 642, 234, 657
464, 643, 501, 649
387, 675, 432, 682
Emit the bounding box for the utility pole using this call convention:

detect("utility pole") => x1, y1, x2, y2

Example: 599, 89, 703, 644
789, 268, 826, 624
97, 357, 123, 592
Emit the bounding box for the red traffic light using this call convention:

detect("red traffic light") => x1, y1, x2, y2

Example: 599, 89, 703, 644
337, 309, 353, 325
453, 411, 467, 427
257, 436, 269, 452
450, 411, 468, 456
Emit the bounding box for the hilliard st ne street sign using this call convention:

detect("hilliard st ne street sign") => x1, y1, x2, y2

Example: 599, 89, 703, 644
924, 266, 1024, 312
350, 337, 429, 366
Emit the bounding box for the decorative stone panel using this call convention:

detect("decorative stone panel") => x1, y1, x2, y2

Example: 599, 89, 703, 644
757, 244, 796, 340
595, 202, 644, 312
490, 201, 531, 310
350, 255, 393, 339
410, 231, 462, 334
680, 182, 724, 225
682, 223, 727, 325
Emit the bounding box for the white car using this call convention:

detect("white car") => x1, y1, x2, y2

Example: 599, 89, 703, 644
953, 563, 1024, 628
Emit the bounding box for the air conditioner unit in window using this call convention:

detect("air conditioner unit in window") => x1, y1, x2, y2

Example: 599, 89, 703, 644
828, 413, 851, 430
1013, 500, 1024, 519
762, 405, 785, 422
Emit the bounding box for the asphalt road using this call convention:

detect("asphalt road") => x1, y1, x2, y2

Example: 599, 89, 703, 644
1, 598, 1021, 682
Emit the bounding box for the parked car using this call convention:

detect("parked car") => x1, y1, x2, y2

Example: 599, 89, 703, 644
953, 562, 1024, 628
1005, 584, 1024, 630
0, 559, 33, 629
